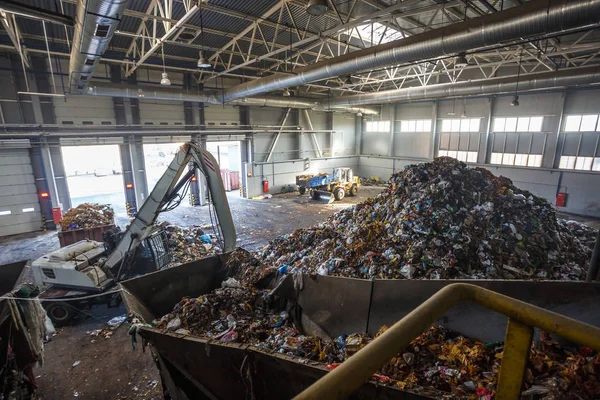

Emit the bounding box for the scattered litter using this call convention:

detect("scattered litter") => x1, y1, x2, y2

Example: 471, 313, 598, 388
107, 315, 127, 329
360, 176, 387, 187
72, 360, 81, 368
73, 391, 79, 397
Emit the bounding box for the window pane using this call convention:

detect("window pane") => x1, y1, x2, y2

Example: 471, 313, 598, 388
514, 154, 527, 166
527, 154, 542, 167
493, 118, 505, 132
447, 150, 457, 158
442, 119, 452, 132
503, 153, 515, 165
560, 156, 576, 169
517, 117, 530, 132
580, 115, 598, 131
383, 120, 391, 131
415, 120, 424, 132
423, 119, 432, 132
505, 117, 518, 132
457, 151, 467, 161
401, 120, 409, 132
469, 119, 480, 132
575, 156, 593, 170
366, 121, 373, 132
438, 150, 448, 157
467, 151, 478, 163
407, 120, 416, 132
451, 119, 460, 132
460, 119, 470, 132
491, 152, 502, 164
565, 115, 582, 132
593, 158, 600, 171
529, 117, 543, 132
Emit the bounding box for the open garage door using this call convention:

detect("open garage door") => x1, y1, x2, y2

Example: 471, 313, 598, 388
0, 144, 42, 237
61, 144, 127, 224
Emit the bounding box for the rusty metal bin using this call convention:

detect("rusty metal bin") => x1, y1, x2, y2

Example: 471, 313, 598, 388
58, 224, 116, 247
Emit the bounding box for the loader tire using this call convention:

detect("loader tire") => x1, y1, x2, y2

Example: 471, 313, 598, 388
299, 186, 306, 195
45, 302, 75, 326
349, 185, 358, 196
333, 187, 345, 201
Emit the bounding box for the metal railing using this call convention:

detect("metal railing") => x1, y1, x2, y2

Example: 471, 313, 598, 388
294, 283, 600, 400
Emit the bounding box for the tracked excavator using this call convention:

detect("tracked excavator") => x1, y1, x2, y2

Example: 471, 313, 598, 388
31, 142, 236, 325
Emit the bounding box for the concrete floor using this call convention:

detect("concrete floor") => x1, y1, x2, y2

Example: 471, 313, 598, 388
0, 187, 385, 265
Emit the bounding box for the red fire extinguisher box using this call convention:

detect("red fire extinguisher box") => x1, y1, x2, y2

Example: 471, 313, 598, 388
556, 192, 568, 207
52, 207, 63, 224
262, 179, 269, 193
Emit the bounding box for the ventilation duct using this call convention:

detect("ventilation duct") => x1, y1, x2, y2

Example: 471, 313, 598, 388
84, 84, 380, 115
69, 0, 129, 94
327, 66, 600, 108
219, 0, 600, 102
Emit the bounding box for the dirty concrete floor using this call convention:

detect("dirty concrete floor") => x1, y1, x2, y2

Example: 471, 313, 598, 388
36, 304, 162, 400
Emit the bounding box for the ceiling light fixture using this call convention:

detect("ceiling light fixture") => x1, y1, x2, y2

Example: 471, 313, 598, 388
283, 88, 291, 97
511, 50, 523, 107
357, 111, 363, 117
306, 0, 329, 16
160, 44, 171, 85
510, 95, 520, 107
197, 4, 211, 70
197, 50, 211, 69
455, 52, 469, 68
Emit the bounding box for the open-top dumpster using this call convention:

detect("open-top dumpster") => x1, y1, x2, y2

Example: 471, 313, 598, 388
120, 254, 600, 400
120, 256, 433, 400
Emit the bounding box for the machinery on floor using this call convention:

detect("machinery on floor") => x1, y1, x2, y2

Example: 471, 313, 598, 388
296, 167, 360, 203
31, 143, 235, 325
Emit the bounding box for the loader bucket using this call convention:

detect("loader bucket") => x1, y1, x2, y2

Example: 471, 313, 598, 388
120, 257, 600, 400
311, 190, 334, 204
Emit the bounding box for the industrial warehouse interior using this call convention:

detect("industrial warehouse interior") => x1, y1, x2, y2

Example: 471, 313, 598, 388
1, 0, 600, 399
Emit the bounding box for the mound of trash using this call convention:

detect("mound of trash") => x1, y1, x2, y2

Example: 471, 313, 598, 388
60, 203, 114, 231
160, 222, 219, 266
257, 158, 596, 280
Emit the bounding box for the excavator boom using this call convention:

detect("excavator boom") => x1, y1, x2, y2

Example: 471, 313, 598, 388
104, 142, 236, 274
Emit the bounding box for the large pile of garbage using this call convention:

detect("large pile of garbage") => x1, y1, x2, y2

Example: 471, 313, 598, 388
258, 158, 596, 280
160, 223, 219, 266
60, 203, 114, 231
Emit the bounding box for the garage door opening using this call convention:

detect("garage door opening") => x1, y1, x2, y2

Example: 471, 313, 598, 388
206, 141, 242, 198
61, 145, 127, 223
144, 142, 185, 193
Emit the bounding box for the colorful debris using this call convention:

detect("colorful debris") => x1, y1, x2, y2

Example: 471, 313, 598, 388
60, 203, 115, 231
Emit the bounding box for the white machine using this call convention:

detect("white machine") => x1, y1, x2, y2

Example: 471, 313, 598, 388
31, 142, 236, 296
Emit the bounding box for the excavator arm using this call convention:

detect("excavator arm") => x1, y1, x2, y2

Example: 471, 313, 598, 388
104, 142, 236, 275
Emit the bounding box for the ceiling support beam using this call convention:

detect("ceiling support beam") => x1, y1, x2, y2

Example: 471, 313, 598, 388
0, 12, 29, 68
125, 3, 200, 76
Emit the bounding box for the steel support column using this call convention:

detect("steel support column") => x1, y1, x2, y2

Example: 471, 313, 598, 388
431, 102, 439, 159
388, 105, 396, 157
266, 108, 291, 162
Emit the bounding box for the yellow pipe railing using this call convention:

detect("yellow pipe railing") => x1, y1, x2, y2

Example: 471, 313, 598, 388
293, 283, 600, 400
